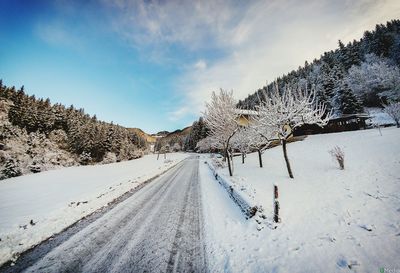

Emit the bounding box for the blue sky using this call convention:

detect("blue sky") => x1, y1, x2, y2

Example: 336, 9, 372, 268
0, 0, 399, 133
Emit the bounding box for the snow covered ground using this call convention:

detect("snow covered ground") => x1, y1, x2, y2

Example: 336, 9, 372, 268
199, 127, 400, 273
0, 153, 189, 266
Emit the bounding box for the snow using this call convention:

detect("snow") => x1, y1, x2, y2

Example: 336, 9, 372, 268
199, 127, 400, 272
0, 153, 189, 266
366, 107, 396, 126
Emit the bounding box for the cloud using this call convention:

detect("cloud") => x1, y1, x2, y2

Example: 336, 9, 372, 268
102, 0, 243, 50
101, 0, 400, 121
194, 60, 207, 70
172, 0, 400, 118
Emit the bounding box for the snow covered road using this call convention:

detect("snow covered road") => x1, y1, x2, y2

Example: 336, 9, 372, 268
0, 156, 207, 273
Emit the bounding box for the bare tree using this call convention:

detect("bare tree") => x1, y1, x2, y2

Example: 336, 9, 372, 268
203, 89, 240, 176
232, 127, 251, 164
384, 102, 400, 128
248, 115, 275, 168
256, 83, 331, 178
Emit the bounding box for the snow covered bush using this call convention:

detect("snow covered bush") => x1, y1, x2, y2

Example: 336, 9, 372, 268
102, 152, 117, 164
329, 146, 345, 170
384, 102, 400, 128
79, 151, 92, 165
2, 158, 22, 178
29, 161, 42, 173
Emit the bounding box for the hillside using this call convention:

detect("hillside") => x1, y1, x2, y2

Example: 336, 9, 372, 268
128, 128, 157, 144
0, 82, 148, 180
155, 126, 192, 151
238, 19, 400, 115
201, 127, 400, 272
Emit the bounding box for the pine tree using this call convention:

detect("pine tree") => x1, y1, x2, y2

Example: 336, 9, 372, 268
335, 81, 363, 115
2, 159, 22, 178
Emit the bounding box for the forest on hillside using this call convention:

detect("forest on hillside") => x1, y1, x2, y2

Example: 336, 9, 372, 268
0, 82, 147, 179
238, 20, 400, 115
183, 20, 400, 151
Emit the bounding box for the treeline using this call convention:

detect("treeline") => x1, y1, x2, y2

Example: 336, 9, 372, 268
183, 117, 208, 151
238, 19, 400, 114
0, 81, 147, 164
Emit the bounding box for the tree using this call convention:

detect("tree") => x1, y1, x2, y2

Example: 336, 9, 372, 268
334, 81, 363, 115
2, 159, 22, 178
346, 54, 400, 106
231, 127, 251, 164
204, 89, 240, 176
255, 83, 331, 178
384, 102, 400, 127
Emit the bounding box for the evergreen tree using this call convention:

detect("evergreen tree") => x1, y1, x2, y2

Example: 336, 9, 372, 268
2, 159, 22, 178
335, 81, 363, 115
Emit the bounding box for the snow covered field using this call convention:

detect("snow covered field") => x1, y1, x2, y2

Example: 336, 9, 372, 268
199, 127, 400, 273
0, 153, 189, 266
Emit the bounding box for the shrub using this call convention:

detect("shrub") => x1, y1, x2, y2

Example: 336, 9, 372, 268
329, 146, 345, 170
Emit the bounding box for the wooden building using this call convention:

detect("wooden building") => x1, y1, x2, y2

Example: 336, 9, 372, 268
293, 113, 371, 136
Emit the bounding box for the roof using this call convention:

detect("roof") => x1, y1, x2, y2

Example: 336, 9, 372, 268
235, 109, 258, 116
329, 113, 371, 122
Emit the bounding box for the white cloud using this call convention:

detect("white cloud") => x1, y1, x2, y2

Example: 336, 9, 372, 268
194, 60, 207, 70
102, 0, 400, 121
173, 0, 400, 118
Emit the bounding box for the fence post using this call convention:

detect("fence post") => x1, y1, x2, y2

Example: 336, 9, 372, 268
274, 185, 280, 223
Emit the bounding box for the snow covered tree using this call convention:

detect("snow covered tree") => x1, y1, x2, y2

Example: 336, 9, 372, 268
241, 113, 274, 168
346, 54, 400, 106
334, 81, 363, 115
203, 89, 240, 176
256, 83, 331, 178
79, 151, 92, 165
384, 102, 400, 127
2, 158, 22, 178
231, 127, 251, 164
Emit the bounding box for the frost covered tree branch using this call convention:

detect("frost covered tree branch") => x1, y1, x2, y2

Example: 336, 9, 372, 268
203, 89, 240, 176
384, 102, 400, 128
255, 82, 331, 178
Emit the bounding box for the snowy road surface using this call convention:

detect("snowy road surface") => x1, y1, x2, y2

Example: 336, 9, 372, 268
1, 156, 207, 273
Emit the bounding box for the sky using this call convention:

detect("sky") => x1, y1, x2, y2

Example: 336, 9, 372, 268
0, 0, 399, 133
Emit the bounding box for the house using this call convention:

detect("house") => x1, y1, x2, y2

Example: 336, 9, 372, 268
235, 109, 258, 126
293, 113, 371, 136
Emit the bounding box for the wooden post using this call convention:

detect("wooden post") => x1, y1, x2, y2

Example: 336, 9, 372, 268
274, 185, 280, 223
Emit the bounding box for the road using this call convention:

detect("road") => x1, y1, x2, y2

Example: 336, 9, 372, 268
2, 157, 207, 273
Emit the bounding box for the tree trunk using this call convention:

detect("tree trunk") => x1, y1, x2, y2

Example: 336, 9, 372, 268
282, 139, 294, 178
230, 149, 234, 173
226, 149, 233, 176
242, 153, 245, 164
257, 149, 263, 168
157, 152, 160, 160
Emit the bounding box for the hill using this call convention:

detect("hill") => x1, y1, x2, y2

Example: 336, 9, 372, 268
155, 126, 192, 152
201, 127, 400, 272
128, 128, 157, 144
0, 82, 148, 180
238, 19, 400, 115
